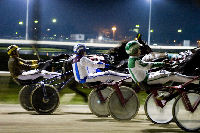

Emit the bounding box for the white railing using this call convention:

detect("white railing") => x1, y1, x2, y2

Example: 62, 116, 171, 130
0, 39, 119, 48
0, 71, 10, 76
0, 39, 196, 49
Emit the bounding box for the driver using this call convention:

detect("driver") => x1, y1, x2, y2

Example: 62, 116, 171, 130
72, 44, 131, 83
7, 45, 57, 84
125, 41, 199, 85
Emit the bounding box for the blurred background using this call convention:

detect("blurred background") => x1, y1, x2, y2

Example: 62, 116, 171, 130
0, 0, 200, 44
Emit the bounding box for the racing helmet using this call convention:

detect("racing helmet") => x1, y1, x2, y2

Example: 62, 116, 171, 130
7, 45, 20, 56
73, 44, 86, 55
125, 41, 142, 55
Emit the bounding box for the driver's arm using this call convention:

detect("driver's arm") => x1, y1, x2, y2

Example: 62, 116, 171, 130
138, 59, 164, 70
80, 57, 105, 68
18, 59, 38, 71
18, 57, 38, 65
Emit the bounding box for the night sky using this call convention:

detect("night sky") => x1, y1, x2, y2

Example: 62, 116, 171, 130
0, 0, 200, 44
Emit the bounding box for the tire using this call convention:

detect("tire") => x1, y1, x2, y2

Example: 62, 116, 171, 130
19, 85, 35, 111
172, 92, 200, 132
88, 87, 113, 117
144, 91, 175, 124
107, 86, 139, 121
31, 84, 60, 115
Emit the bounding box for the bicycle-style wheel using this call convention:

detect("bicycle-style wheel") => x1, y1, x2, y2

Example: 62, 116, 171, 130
107, 86, 139, 120
172, 92, 200, 132
19, 85, 35, 111
88, 87, 113, 117
144, 91, 175, 124
31, 84, 60, 115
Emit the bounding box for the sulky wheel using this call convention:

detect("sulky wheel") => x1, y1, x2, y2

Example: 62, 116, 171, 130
19, 85, 36, 111
107, 86, 139, 121
31, 84, 60, 115
172, 92, 200, 132
144, 91, 175, 124
88, 87, 113, 117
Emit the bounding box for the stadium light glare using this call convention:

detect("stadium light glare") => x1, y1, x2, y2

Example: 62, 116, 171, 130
34, 20, 39, 23
98, 36, 103, 41
19, 21, 23, 25
135, 25, 140, 28
178, 29, 182, 33
112, 26, 117, 40
52, 18, 57, 23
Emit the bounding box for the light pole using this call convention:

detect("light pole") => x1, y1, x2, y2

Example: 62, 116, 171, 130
148, 0, 152, 45
112, 26, 117, 40
25, 0, 29, 40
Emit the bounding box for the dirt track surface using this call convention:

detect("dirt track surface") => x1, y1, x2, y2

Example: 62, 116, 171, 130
0, 104, 184, 133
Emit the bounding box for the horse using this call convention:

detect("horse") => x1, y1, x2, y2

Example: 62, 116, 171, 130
53, 35, 200, 102
171, 48, 200, 76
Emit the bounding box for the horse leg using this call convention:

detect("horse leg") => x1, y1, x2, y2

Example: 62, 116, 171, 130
67, 79, 88, 102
